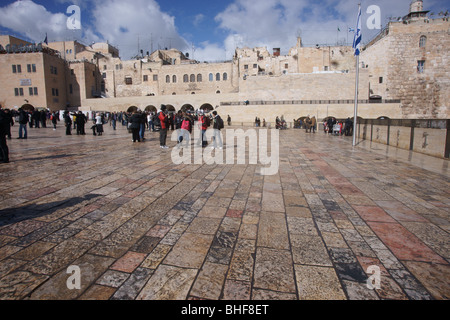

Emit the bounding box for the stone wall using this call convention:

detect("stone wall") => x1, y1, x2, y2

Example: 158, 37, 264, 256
361, 18, 450, 119
357, 119, 449, 158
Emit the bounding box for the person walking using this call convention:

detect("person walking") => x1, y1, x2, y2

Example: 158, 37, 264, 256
64, 111, 72, 135
3, 109, 14, 140
129, 111, 141, 142
17, 108, 28, 139
310, 116, 317, 133
179, 111, 192, 147
0, 108, 10, 163
51, 112, 57, 130
211, 111, 224, 149
75, 111, 86, 135
95, 113, 104, 136
158, 105, 169, 149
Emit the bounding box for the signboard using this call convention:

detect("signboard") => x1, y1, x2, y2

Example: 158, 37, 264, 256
20, 79, 32, 86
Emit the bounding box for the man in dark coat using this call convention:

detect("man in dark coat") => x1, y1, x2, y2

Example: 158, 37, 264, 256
0, 108, 10, 163
74, 111, 87, 135
18, 108, 28, 139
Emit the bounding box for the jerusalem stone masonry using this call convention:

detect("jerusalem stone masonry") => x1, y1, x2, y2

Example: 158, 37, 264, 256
361, 18, 450, 119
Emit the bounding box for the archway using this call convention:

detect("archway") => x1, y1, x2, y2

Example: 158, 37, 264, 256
127, 106, 138, 113
166, 105, 176, 113
181, 104, 194, 113
21, 104, 35, 112
145, 105, 157, 113
200, 103, 214, 113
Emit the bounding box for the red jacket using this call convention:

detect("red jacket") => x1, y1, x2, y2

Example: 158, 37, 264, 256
200, 115, 208, 130
159, 112, 168, 129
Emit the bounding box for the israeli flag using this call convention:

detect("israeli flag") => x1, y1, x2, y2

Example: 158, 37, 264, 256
353, 6, 362, 56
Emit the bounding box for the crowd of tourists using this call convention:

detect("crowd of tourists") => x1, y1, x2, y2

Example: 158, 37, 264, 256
0, 105, 228, 163
126, 106, 224, 149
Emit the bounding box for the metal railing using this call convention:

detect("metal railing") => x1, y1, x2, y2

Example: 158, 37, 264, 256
221, 99, 401, 106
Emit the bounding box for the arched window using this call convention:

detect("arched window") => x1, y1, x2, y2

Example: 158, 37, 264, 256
190, 74, 195, 82
216, 73, 220, 81
419, 35, 427, 48
172, 75, 177, 83
166, 75, 170, 83
197, 74, 202, 82
183, 74, 189, 83
209, 73, 213, 82
223, 72, 228, 81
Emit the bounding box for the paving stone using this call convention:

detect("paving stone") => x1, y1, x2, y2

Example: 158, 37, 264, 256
254, 248, 296, 293
294, 265, 346, 300
137, 264, 198, 300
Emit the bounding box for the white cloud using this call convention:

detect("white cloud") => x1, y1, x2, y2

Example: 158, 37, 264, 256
0, 0, 70, 42
0, 0, 190, 60
213, 0, 427, 56
193, 14, 205, 26
89, 0, 189, 59
0, 0, 445, 62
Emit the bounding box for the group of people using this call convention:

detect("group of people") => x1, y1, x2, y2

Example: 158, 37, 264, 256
276, 116, 287, 130
323, 117, 353, 136
254, 117, 267, 127
127, 106, 225, 149
0, 107, 64, 163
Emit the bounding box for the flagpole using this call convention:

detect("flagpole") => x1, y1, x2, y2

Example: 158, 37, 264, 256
352, 4, 361, 147
353, 54, 359, 147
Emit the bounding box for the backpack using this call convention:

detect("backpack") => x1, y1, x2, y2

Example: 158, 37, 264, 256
204, 116, 211, 127
216, 116, 224, 129
181, 119, 191, 132
153, 113, 161, 127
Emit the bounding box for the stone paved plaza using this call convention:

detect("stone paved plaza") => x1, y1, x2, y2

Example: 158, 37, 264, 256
0, 121, 449, 301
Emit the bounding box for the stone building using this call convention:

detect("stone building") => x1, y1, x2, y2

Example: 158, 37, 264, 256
0, 35, 101, 111
361, 0, 449, 119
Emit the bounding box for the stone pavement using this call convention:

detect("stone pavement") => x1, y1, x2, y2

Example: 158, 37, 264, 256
0, 122, 449, 301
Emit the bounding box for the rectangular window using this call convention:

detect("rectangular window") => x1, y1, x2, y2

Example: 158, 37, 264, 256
379, 77, 383, 84
12, 65, 22, 73
69, 84, 73, 94
153, 75, 158, 81
285, 63, 289, 69
14, 88, 19, 96
253, 64, 257, 69
27, 64, 36, 73
417, 60, 425, 73
125, 77, 132, 85
29, 87, 34, 96
244, 65, 248, 70
34, 87, 38, 95
102, 73, 107, 79
143, 75, 148, 82
19, 88, 23, 96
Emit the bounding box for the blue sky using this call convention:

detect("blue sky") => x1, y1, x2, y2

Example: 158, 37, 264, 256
0, 0, 448, 61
